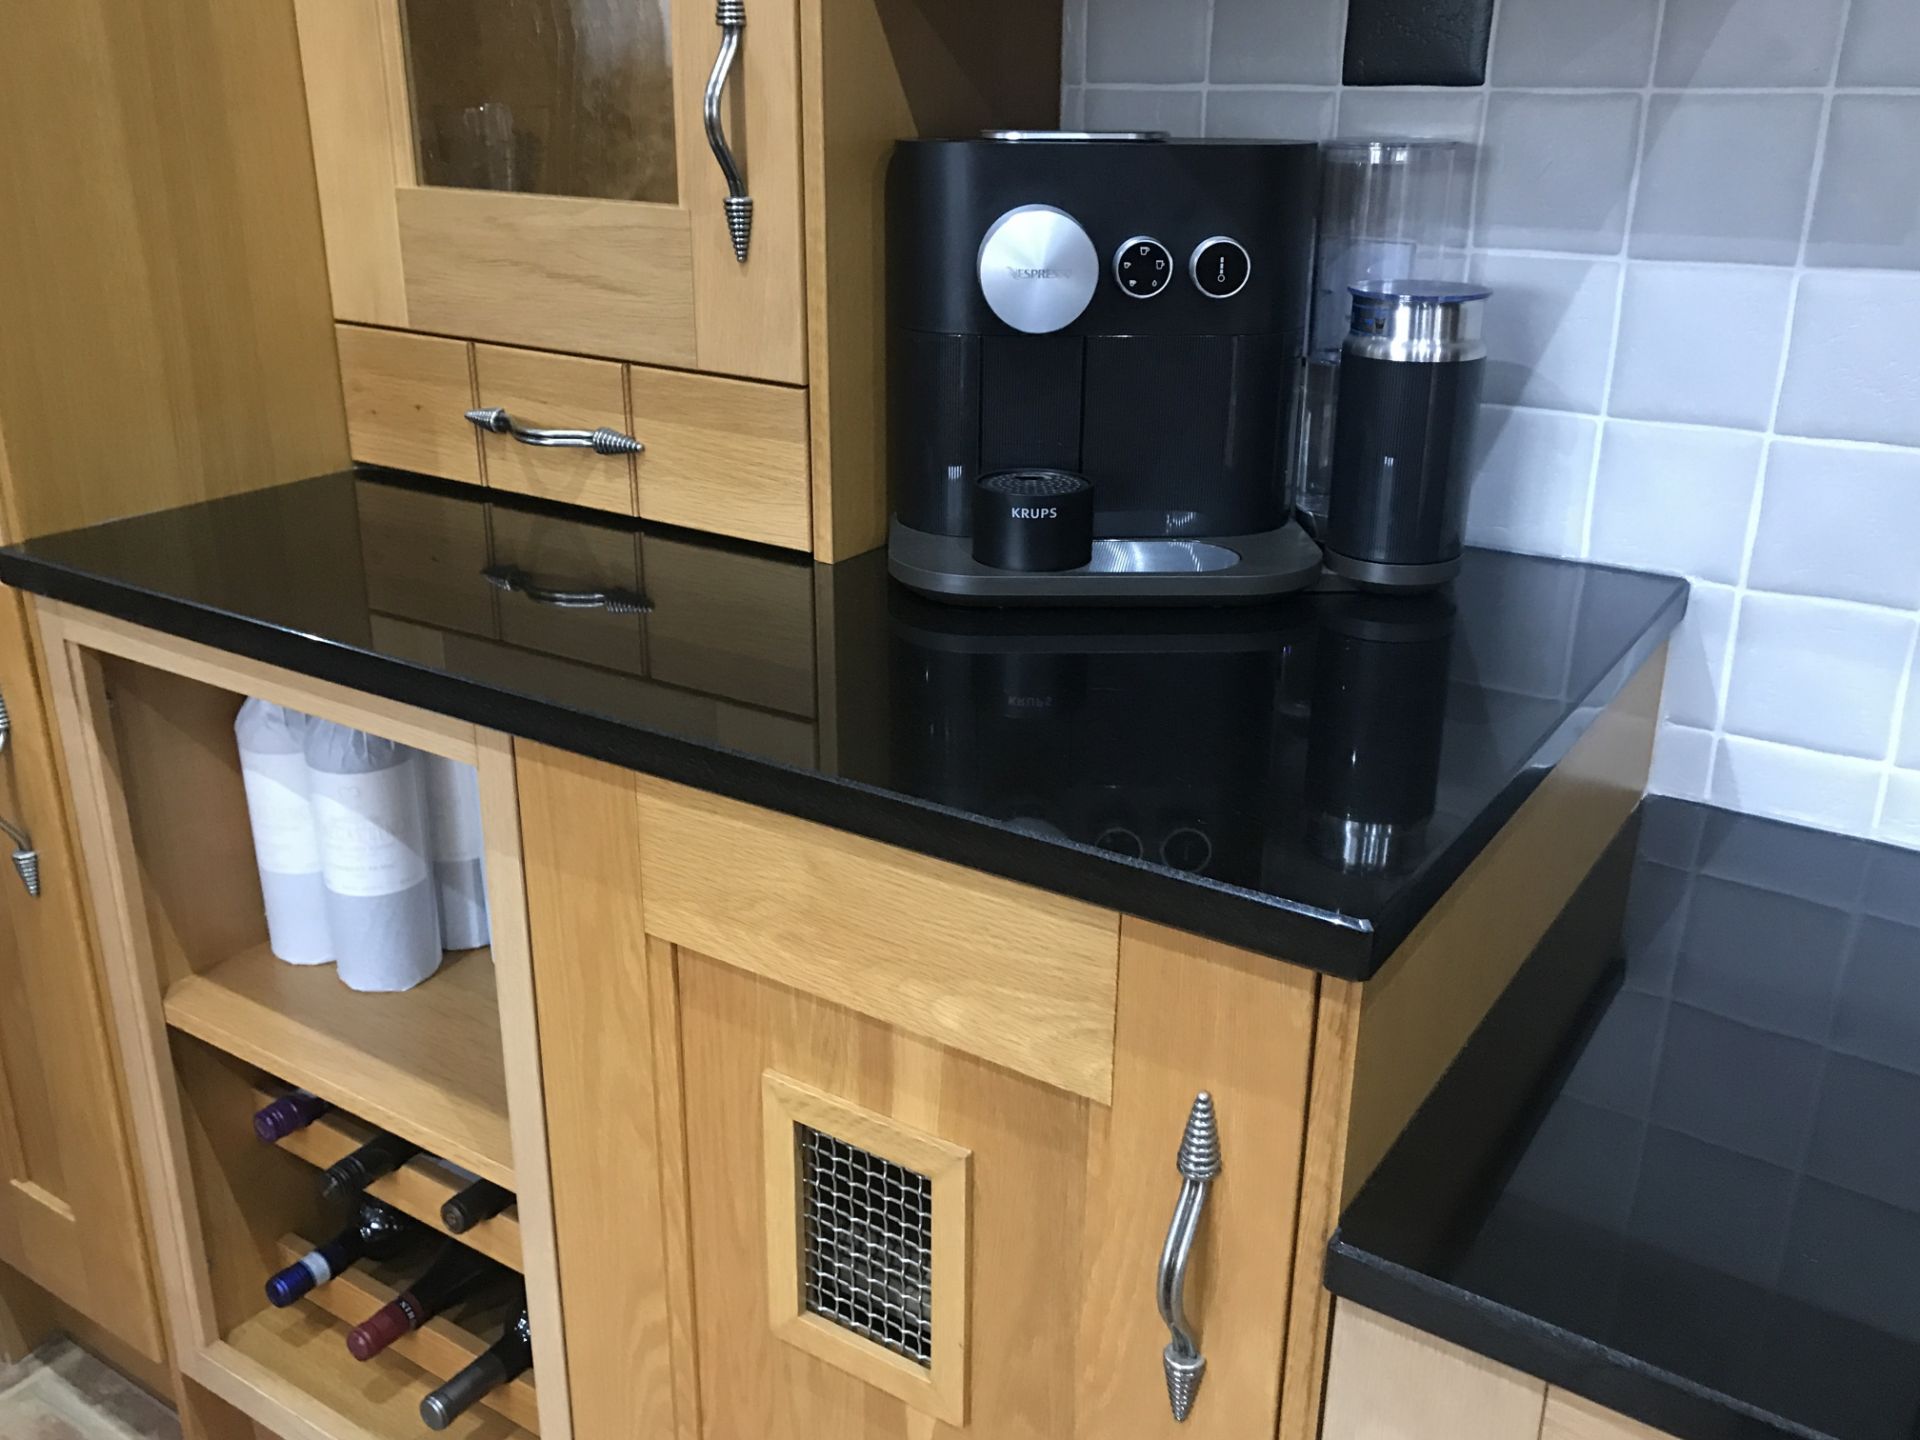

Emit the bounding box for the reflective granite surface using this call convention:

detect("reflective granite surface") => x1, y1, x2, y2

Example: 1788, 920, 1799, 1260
0, 471, 1685, 978
1331, 799, 1920, 1440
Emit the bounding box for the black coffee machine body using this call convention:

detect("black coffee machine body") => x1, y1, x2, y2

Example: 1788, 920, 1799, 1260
887, 135, 1324, 605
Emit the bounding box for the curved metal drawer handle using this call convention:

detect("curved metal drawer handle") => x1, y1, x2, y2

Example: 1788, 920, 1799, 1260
1157, 1092, 1220, 1423
0, 816, 40, 898
704, 0, 753, 262
483, 564, 653, 616
466, 407, 643, 457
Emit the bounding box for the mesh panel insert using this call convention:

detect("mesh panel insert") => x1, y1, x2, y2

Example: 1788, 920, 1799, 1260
798, 1124, 934, 1366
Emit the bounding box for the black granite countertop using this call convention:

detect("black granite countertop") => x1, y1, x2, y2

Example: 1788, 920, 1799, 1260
0, 470, 1685, 979
1330, 799, 1920, 1440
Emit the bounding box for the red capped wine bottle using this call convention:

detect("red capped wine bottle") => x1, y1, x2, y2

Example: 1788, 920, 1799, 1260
345, 1244, 506, 1361
319, 1131, 421, 1201
420, 1297, 531, 1430
264, 1199, 422, 1308
253, 1089, 331, 1143
440, 1179, 514, 1234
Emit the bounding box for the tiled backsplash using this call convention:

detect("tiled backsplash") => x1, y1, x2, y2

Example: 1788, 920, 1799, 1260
1064, 0, 1920, 849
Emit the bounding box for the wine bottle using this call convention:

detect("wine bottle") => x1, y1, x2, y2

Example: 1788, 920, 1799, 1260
264, 1199, 422, 1308
319, 1131, 421, 1201
345, 1244, 507, 1361
440, 1179, 513, 1234
253, 1089, 331, 1143
419, 1298, 531, 1430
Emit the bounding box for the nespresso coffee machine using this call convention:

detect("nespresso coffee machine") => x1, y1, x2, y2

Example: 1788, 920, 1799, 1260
886, 133, 1324, 605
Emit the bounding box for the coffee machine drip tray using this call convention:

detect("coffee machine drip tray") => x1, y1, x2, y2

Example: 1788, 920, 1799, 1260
888, 518, 1324, 606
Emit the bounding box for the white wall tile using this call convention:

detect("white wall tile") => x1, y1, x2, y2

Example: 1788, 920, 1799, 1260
1060, 87, 1087, 129
1631, 95, 1823, 265
1778, 272, 1920, 451
1807, 97, 1920, 272
1722, 593, 1915, 759
1491, 0, 1660, 86
1902, 652, 1920, 769
1471, 254, 1620, 413
1463, 406, 1598, 556
1656, 0, 1847, 87
1652, 722, 1718, 800
1839, 0, 1920, 86
1750, 441, 1920, 610
1711, 735, 1884, 835
1663, 583, 1738, 729
1082, 86, 1205, 136
1211, 0, 1346, 85
1588, 422, 1761, 584
1882, 771, 1920, 850
1085, 0, 1211, 84
1335, 90, 1484, 144
1609, 264, 1793, 431
1062, 0, 1088, 85
1205, 88, 1338, 141
1478, 93, 1642, 255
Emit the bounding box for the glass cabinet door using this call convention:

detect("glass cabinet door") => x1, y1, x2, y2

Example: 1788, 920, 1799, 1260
296, 0, 805, 384
401, 0, 679, 205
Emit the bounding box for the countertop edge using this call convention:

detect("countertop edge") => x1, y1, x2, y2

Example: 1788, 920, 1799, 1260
1323, 1238, 1833, 1440
0, 544, 1686, 981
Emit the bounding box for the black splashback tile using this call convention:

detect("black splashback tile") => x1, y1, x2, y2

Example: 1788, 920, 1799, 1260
1343, 0, 1495, 86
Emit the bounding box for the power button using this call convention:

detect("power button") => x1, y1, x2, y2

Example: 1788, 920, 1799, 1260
1190, 237, 1251, 299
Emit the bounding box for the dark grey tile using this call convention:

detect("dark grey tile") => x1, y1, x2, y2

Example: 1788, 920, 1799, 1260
1638, 796, 1708, 870
1562, 989, 1669, 1114
1650, 1004, 1824, 1167
1628, 1124, 1797, 1287
1781, 1180, 1920, 1346
1343, 0, 1494, 85
1829, 916, 1920, 1071
1696, 807, 1870, 907
1806, 1055, 1920, 1213
1504, 1098, 1648, 1232
1621, 860, 1690, 995
1674, 875, 1850, 1040
1863, 847, 1920, 928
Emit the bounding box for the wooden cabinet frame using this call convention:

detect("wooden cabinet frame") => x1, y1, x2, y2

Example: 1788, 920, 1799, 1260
294, 0, 807, 385
37, 600, 573, 1440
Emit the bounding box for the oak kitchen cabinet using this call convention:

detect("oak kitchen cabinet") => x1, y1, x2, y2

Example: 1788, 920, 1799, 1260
298, 0, 1064, 558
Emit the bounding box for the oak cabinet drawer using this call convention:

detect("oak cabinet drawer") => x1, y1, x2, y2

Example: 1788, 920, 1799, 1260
337, 324, 479, 485
628, 366, 810, 550
473, 344, 637, 516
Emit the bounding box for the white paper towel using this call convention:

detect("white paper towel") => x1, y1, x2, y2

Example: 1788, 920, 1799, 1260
304, 720, 442, 993
422, 754, 490, 950
234, 700, 333, 966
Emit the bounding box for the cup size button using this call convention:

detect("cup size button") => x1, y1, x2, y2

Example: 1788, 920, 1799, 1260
1191, 237, 1251, 299
1114, 237, 1174, 299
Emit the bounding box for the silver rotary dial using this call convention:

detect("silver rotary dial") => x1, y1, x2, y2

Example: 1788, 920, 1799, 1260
977, 205, 1099, 334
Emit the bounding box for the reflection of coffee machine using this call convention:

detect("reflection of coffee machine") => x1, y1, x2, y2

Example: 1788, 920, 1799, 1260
886, 134, 1324, 605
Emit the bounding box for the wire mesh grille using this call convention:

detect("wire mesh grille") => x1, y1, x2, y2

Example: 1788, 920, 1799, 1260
798, 1124, 934, 1366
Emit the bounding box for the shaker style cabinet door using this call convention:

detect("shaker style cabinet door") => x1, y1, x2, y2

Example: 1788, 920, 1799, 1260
520, 746, 1319, 1440
0, 590, 164, 1360
295, 0, 806, 385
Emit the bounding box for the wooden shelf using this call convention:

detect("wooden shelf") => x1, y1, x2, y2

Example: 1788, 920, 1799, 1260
254, 1088, 523, 1272
165, 944, 514, 1186
276, 1234, 538, 1434
226, 1303, 529, 1440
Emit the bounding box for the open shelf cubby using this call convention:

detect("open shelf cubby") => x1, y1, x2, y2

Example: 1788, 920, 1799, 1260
39, 606, 568, 1440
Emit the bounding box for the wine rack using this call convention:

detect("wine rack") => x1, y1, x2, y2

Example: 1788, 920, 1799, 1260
39, 606, 570, 1440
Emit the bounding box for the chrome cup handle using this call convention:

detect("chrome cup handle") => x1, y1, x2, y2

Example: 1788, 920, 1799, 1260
1156, 1092, 1221, 1423
465, 408, 642, 457
704, 0, 753, 262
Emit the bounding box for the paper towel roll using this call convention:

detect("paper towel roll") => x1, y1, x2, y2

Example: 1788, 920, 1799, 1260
234, 700, 333, 966
422, 754, 491, 951
304, 720, 443, 993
